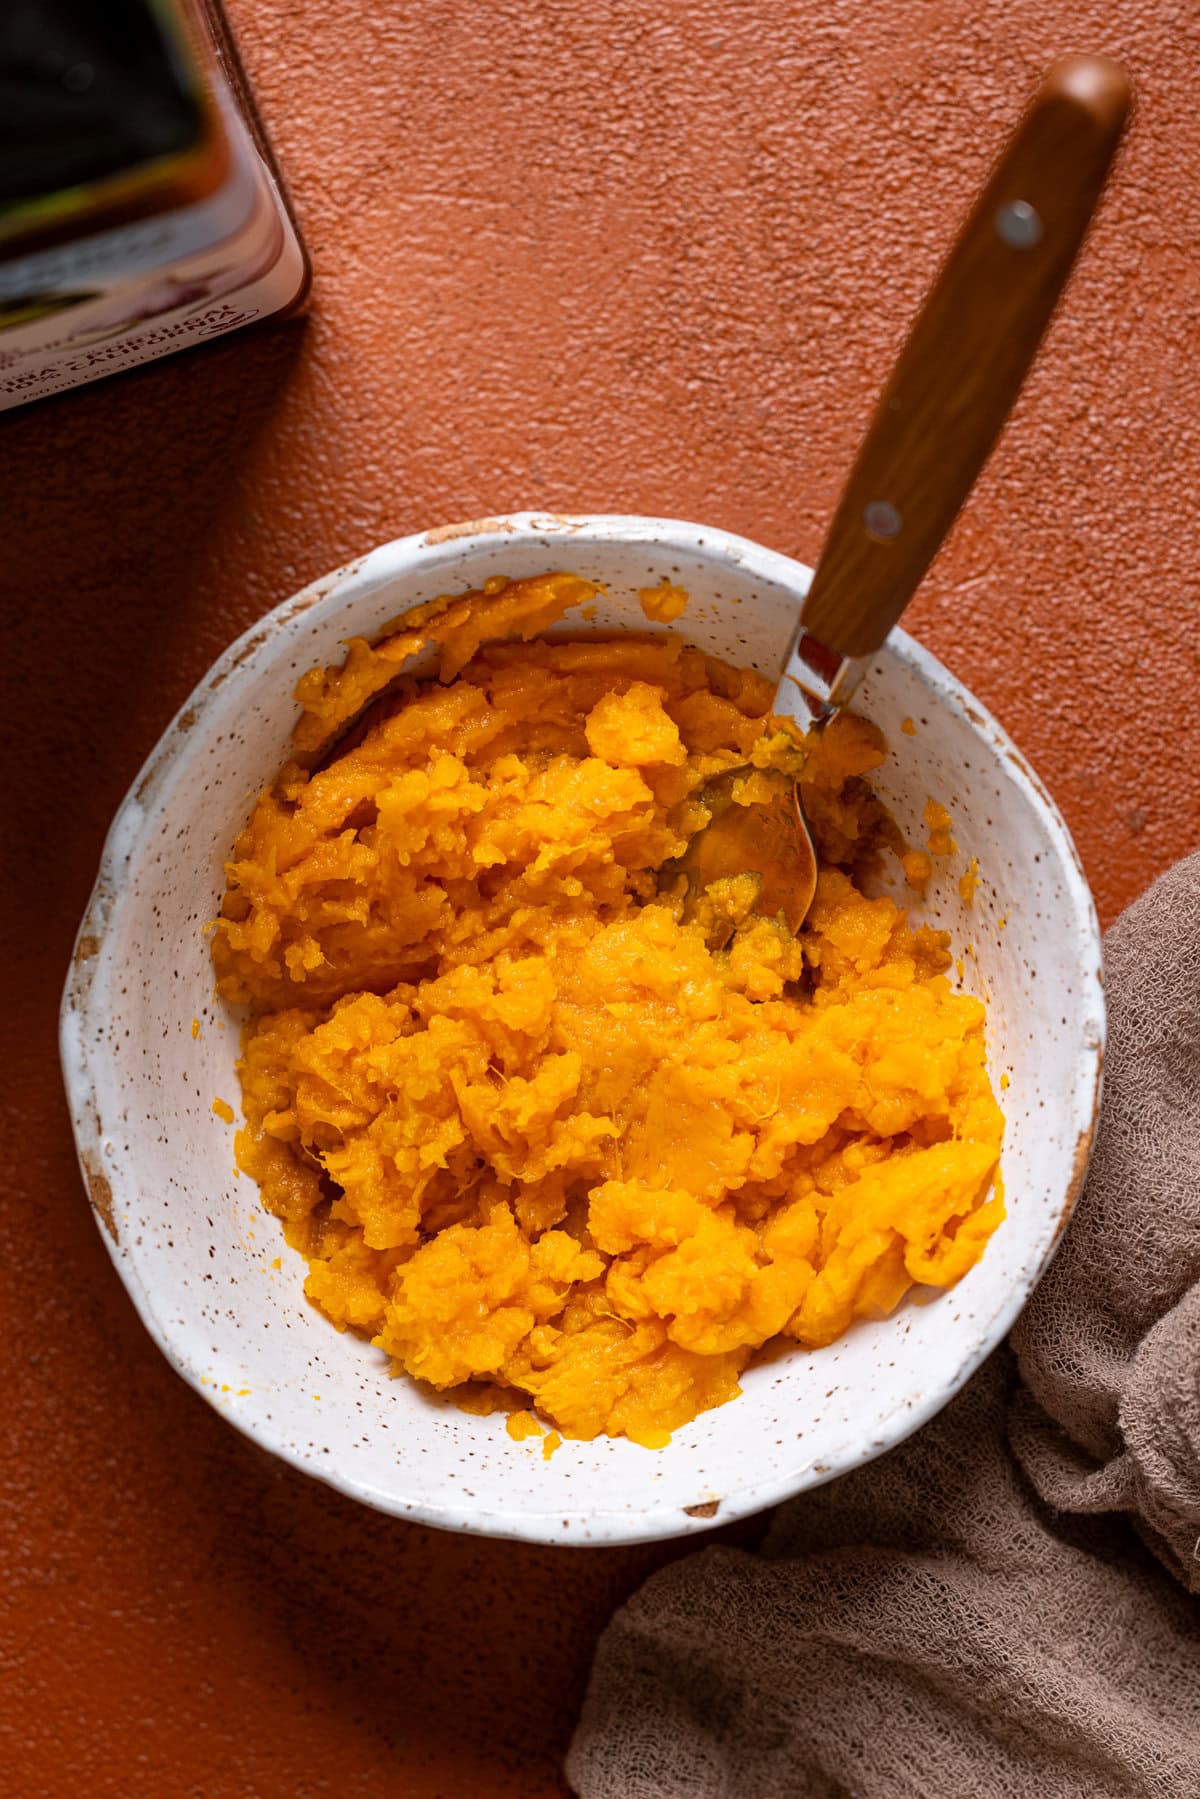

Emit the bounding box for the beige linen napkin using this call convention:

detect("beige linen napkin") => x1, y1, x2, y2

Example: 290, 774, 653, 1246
569, 855, 1200, 1799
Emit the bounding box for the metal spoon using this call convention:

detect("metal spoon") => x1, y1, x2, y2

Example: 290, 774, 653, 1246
677, 55, 1131, 934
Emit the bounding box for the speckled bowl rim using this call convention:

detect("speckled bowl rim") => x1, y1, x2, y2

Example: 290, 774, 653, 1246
60, 513, 1105, 1544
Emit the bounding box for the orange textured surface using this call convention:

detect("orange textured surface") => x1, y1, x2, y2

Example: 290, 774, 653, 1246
3, 3, 1199, 1794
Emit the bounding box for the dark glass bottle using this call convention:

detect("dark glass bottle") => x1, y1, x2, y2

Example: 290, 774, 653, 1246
0, 0, 309, 410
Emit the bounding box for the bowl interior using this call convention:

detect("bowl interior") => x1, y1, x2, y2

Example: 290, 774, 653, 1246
62, 515, 1103, 1543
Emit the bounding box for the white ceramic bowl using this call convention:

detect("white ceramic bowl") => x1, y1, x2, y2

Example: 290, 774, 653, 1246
61, 514, 1104, 1545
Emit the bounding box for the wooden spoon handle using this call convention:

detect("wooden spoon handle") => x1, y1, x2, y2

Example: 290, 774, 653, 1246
799, 55, 1132, 660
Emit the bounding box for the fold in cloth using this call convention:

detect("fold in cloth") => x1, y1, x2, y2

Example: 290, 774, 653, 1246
569, 854, 1200, 1799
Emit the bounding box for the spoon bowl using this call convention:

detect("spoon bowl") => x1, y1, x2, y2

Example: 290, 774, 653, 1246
674, 767, 816, 941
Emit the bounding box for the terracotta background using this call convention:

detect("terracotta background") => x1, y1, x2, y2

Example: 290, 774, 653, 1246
4, 1, 1199, 1793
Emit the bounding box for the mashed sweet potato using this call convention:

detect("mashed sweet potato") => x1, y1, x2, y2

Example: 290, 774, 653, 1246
212, 574, 1004, 1449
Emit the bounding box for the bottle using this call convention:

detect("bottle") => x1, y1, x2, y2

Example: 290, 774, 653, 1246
0, 0, 309, 411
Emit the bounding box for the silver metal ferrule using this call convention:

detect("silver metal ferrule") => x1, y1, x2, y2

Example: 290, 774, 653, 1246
776, 624, 871, 730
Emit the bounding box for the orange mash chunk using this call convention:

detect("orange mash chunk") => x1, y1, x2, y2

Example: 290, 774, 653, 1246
925, 797, 958, 857
505, 1408, 545, 1443
212, 586, 1003, 1450
638, 582, 689, 624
